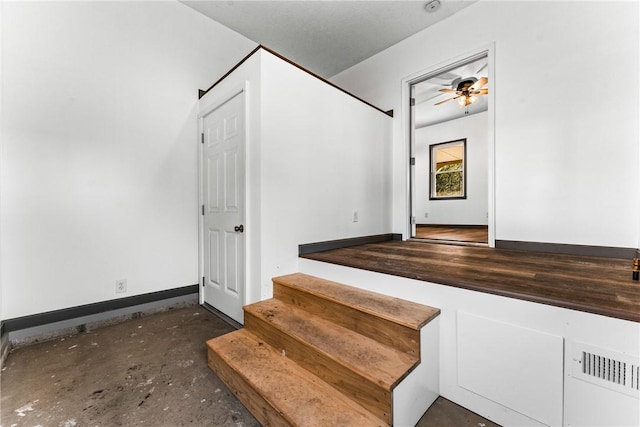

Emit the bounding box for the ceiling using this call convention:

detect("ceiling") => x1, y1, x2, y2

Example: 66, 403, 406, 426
182, 0, 476, 78
435, 143, 464, 164
413, 54, 488, 128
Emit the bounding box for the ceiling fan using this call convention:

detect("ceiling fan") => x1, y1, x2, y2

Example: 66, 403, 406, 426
435, 76, 488, 107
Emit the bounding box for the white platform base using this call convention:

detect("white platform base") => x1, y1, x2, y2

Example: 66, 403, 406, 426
393, 316, 440, 426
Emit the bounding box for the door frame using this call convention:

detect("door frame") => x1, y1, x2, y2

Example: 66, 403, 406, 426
401, 43, 496, 247
197, 82, 250, 311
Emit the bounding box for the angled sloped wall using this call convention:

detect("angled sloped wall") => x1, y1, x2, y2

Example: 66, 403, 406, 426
258, 50, 392, 299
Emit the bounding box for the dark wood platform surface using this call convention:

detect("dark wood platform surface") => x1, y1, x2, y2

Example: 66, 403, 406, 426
301, 240, 640, 323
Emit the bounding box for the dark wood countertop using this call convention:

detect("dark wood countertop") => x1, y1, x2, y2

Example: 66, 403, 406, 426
300, 240, 640, 323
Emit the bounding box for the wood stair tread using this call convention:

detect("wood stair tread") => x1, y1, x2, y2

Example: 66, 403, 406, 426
245, 298, 418, 390
273, 273, 439, 330
207, 329, 388, 427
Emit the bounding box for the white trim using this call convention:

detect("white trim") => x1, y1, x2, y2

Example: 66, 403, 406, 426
242, 81, 252, 307
400, 79, 412, 239
401, 43, 496, 247
197, 82, 250, 309
486, 45, 496, 248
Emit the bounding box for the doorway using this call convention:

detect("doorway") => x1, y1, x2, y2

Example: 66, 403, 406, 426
200, 90, 246, 323
408, 50, 494, 247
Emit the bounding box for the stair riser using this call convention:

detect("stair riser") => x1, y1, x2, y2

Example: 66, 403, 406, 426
274, 282, 420, 356
207, 345, 294, 427
244, 311, 392, 424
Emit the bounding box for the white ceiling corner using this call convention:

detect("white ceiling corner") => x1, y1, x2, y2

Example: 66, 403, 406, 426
181, 0, 477, 78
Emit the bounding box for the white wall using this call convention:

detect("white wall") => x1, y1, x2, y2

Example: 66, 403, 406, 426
415, 112, 488, 225
259, 50, 392, 299
332, 1, 640, 249
0, 1, 4, 326
0, 1, 256, 320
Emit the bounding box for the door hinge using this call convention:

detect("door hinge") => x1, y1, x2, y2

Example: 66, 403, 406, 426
201, 205, 205, 215
410, 157, 416, 166
410, 97, 416, 107
201, 133, 204, 144
202, 276, 205, 287
411, 216, 416, 224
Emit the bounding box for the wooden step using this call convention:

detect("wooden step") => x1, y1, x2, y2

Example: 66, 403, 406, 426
272, 273, 440, 356
244, 298, 418, 423
206, 273, 441, 426
207, 329, 387, 427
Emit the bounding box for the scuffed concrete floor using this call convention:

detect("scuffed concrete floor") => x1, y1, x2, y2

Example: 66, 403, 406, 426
1, 305, 259, 427
416, 398, 500, 427
1, 305, 499, 427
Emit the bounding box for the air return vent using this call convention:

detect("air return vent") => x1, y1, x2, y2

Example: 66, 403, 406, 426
631, 364, 640, 391
571, 341, 640, 398
582, 351, 626, 385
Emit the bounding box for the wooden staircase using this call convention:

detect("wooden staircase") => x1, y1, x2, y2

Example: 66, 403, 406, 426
206, 273, 440, 426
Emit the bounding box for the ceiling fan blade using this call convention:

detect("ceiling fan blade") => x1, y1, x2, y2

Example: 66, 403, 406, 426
425, 92, 447, 101
470, 77, 488, 91
434, 95, 461, 106
476, 63, 488, 74
414, 92, 448, 104
437, 71, 461, 81
470, 88, 489, 95
438, 88, 458, 93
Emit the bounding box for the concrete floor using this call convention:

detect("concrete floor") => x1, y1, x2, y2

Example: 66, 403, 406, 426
1, 304, 499, 426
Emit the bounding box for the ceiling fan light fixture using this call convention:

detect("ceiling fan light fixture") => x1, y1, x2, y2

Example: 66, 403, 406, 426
435, 75, 488, 108
456, 78, 477, 91
457, 95, 476, 108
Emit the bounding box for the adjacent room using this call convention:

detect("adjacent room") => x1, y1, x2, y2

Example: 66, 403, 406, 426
411, 53, 489, 245
2, 1, 639, 426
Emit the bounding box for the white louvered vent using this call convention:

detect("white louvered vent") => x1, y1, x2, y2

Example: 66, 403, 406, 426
582, 351, 626, 385
571, 342, 640, 398
631, 364, 640, 391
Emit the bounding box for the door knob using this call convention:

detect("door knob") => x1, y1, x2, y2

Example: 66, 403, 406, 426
234, 225, 244, 233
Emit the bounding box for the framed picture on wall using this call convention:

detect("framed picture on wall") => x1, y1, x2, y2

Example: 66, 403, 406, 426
429, 138, 467, 200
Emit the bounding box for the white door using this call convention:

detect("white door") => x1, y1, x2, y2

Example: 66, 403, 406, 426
201, 91, 245, 323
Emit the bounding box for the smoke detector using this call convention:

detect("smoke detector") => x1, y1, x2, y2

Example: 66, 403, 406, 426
425, 0, 441, 13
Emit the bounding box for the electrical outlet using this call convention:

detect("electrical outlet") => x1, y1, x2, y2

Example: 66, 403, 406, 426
352, 211, 359, 222
425, 212, 429, 218
115, 279, 127, 294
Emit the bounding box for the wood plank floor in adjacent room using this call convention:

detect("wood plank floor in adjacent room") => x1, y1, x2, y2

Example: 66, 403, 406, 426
1, 305, 499, 427
415, 225, 489, 244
